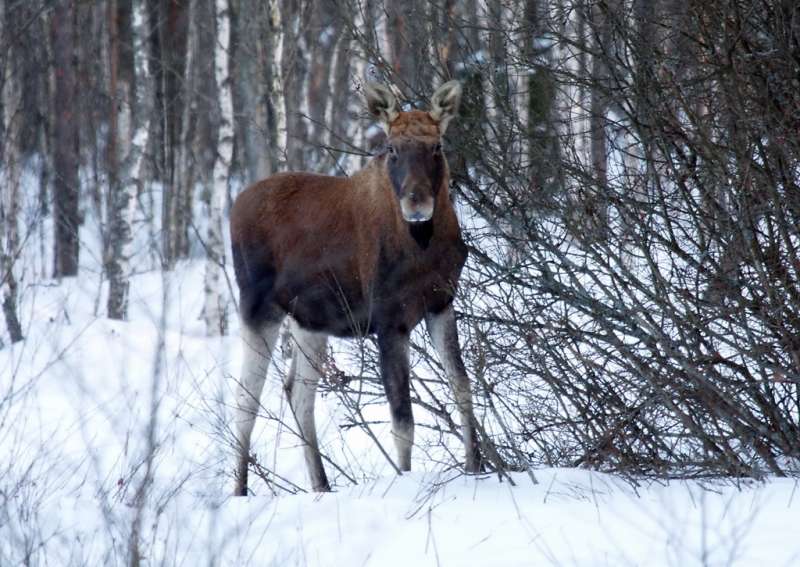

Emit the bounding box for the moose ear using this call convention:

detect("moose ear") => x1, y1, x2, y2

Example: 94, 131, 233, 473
365, 83, 400, 128
429, 80, 462, 134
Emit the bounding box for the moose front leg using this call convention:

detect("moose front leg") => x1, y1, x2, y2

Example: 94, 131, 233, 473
377, 330, 413, 471
426, 304, 481, 472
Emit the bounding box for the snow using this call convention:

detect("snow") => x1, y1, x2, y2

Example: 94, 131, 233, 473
210, 470, 799, 566
2, 197, 800, 566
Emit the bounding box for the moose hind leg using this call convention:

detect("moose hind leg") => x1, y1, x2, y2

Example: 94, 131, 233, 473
426, 305, 481, 472
235, 320, 282, 495
378, 331, 413, 471
286, 320, 331, 492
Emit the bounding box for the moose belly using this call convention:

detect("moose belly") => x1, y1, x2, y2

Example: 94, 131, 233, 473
275, 272, 374, 338
273, 251, 459, 337
275, 276, 453, 338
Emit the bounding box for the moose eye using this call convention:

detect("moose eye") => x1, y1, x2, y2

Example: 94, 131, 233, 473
386, 144, 398, 160
433, 143, 442, 155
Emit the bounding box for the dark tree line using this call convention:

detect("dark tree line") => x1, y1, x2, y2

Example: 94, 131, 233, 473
1, 0, 799, 478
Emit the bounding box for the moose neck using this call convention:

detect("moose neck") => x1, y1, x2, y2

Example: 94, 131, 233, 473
407, 219, 434, 249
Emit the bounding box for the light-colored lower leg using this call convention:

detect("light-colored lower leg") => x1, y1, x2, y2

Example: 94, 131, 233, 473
427, 306, 481, 472
285, 320, 330, 491
445, 365, 479, 472
377, 332, 414, 473
392, 419, 414, 471
452, 379, 479, 472
234, 321, 281, 495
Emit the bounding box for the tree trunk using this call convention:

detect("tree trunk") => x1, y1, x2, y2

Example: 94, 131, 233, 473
323, 7, 352, 175
107, 0, 153, 320
167, 0, 197, 270
203, 0, 232, 336
157, 0, 190, 268
234, 0, 271, 182
1, 0, 24, 344
483, 0, 508, 148
305, 1, 339, 173
386, 0, 431, 98
586, 0, 610, 240
51, 0, 80, 278
551, 0, 595, 239
284, 0, 310, 170
269, 0, 287, 170
344, 0, 368, 173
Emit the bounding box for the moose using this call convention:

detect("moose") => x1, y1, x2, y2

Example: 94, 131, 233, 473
230, 81, 481, 494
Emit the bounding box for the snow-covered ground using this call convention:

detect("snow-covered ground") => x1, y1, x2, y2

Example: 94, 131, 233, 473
1, 206, 799, 566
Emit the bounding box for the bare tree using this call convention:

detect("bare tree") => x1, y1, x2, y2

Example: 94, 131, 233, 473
269, 0, 287, 170
168, 0, 198, 270
234, 0, 272, 182
107, 0, 153, 320
202, 0, 233, 336
1, 0, 24, 343
155, 0, 191, 268
51, 0, 80, 277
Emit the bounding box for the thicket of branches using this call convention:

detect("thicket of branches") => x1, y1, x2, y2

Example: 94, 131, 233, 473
1, 0, 799, 480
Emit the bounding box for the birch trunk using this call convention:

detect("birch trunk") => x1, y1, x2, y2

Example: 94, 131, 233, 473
1, 3, 24, 343
269, 0, 287, 170
107, 0, 152, 320
345, 0, 367, 173
552, 0, 592, 218
481, 0, 504, 153
203, 0, 233, 336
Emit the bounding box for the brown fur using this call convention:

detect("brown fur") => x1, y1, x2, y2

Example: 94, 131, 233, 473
230, 119, 466, 337
231, 83, 477, 495
388, 110, 441, 140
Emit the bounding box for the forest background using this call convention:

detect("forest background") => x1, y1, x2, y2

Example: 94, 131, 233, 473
1, 0, 799, 523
